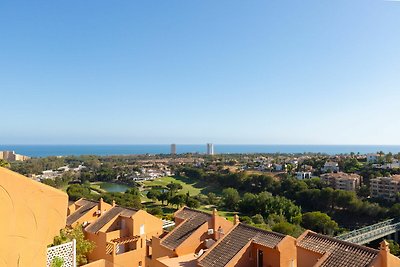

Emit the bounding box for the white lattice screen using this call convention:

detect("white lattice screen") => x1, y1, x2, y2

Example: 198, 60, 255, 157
47, 239, 76, 267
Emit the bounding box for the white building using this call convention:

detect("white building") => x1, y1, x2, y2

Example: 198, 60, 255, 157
207, 143, 214, 155
322, 161, 339, 173
296, 171, 312, 180
367, 153, 380, 163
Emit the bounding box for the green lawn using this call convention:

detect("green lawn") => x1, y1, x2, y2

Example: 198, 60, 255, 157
141, 176, 220, 196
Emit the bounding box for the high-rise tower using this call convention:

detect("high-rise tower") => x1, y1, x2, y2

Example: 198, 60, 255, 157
206, 143, 214, 155
171, 144, 177, 155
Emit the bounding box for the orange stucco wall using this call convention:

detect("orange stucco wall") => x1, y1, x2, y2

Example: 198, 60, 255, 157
85, 209, 163, 267
0, 167, 68, 266
175, 222, 209, 256
277, 236, 297, 267
296, 247, 323, 267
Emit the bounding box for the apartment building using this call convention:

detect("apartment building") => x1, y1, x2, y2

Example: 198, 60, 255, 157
296, 230, 400, 267
321, 161, 339, 173
371, 175, 400, 201
0, 150, 30, 161
149, 207, 234, 267
320, 172, 362, 191
197, 222, 297, 267
296, 171, 312, 180
67, 198, 163, 267
147, 206, 400, 267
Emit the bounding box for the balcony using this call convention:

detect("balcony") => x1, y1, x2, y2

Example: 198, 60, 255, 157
106, 235, 140, 256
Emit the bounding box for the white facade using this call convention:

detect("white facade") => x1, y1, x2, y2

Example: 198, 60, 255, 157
322, 161, 339, 173
296, 171, 312, 180
367, 153, 380, 163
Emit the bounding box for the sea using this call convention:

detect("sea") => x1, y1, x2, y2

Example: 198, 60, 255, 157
1, 145, 400, 158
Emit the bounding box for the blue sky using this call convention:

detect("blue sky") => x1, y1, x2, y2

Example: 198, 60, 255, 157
1, 0, 400, 144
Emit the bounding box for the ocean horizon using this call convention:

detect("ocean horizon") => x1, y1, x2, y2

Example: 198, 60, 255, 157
1, 144, 400, 158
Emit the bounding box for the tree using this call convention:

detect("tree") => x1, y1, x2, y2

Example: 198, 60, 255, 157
66, 184, 91, 201
357, 185, 371, 199
388, 240, 400, 256
239, 193, 257, 214
221, 188, 240, 210
52, 226, 95, 265
186, 197, 200, 208
147, 189, 161, 201
252, 214, 265, 224
147, 206, 163, 216
207, 192, 219, 205
301, 212, 339, 235
157, 192, 169, 205
272, 221, 303, 237
0, 159, 10, 168
170, 194, 185, 208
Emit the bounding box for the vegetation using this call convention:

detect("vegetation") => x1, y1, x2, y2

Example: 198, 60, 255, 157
50, 257, 64, 267
0, 159, 10, 168
66, 183, 142, 209
52, 225, 95, 265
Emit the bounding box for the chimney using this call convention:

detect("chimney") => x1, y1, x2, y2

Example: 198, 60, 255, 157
211, 209, 218, 238
380, 240, 390, 267
112, 200, 116, 207
234, 214, 240, 225
99, 198, 104, 213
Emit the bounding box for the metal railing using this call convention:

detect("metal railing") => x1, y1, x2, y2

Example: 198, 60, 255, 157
336, 219, 400, 245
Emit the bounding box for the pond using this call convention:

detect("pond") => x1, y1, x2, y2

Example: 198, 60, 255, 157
98, 182, 131, 193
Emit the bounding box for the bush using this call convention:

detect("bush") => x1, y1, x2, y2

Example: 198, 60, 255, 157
147, 206, 163, 216
252, 214, 265, 224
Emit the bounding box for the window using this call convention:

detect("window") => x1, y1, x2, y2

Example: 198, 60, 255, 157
138, 261, 142, 267
140, 224, 145, 235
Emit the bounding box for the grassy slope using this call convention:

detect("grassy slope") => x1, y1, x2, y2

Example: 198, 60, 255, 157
142, 176, 220, 196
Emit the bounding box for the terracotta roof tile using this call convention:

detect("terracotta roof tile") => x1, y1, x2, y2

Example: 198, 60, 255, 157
161, 208, 211, 250
297, 232, 379, 267
199, 223, 286, 267
85, 206, 137, 234
66, 200, 97, 226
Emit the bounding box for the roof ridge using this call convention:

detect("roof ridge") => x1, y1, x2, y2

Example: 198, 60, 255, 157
181, 207, 212, 217
239, 222, 286, 238
307, 232, 379, 254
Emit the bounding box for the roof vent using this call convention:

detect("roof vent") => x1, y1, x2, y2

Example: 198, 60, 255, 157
207, 229, 214, 235
96, 210, 101, 215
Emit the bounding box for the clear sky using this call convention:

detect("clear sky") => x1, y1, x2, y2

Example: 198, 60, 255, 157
1, 0, 399, 145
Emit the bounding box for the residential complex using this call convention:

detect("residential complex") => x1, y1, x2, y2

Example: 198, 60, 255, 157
2, 167, 400, 267
320, 172, 362, 191
0, 150, 30, 161
371, 175, 400, 201
67, 198, 163, 267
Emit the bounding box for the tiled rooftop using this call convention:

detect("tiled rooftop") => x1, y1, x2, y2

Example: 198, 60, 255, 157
297, 231, 379, 267
66, 199, 98, 226
85, 206, 137, 234
161, 208, 211, 250
198, 223, 286, 267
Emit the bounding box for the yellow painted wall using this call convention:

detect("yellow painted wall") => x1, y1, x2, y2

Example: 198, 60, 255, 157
0, 167, 68, 266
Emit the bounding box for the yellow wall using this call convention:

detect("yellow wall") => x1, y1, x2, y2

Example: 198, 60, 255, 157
0, 167, 68, 266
